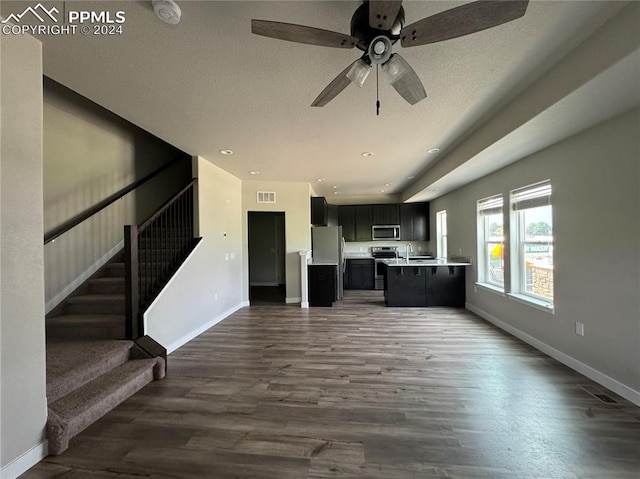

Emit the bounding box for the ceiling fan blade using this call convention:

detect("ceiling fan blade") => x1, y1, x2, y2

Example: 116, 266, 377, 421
369, 0, 403, 30
251, 20, 358, 49
311, 61, 359, 107
382, 54, 426, 105
400, 1, 529, 47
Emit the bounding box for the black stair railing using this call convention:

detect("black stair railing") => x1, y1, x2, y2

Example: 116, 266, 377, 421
124, 178, 200, 339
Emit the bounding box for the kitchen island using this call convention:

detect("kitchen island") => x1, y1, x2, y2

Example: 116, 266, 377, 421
381, 259, 471, 307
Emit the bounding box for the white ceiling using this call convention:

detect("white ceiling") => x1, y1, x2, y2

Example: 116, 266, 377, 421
3, 0, 638, 203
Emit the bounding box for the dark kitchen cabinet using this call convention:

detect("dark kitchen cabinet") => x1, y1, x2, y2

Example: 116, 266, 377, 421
355, 205, 372, 241
426, 266, 465, 307
308, 264, 336, 307
385, 264, 465, 307
340, 202, 428, 242
372, 204, 399, 225
344, 259, 375, 290
327, 205, 339, 227
399, 202, 430, 241
338, 206, 356, 242
311, 197, 328, 226
385, 266, 427, 306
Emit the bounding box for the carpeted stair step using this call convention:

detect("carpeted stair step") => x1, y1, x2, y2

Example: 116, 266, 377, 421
46, 339, 134, 403
47, 356, 165, 455
46, 314, 125, 340
86, 276, 125, 294
103, 262, 125, 277
63, 293, 125, 315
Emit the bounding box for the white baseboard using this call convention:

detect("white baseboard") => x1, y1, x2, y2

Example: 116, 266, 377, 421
45, 240, 124, 314
164, 301, 249, 354
1, 441, 48, 479
466, 302, 640, 406
300, 301, 309, 309
286, 296, 301, 304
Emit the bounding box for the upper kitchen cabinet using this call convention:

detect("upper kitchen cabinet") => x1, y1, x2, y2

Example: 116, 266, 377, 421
327, 204, 339, 227
400, 202, 430, 241
338, 205, 372, 242
338, 205, 356, 241
311, 197, 328, 226
372, 204, 400, 225
355, 205, 373, 241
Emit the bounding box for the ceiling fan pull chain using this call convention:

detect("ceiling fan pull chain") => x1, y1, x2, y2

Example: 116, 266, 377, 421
376, 64, 380, 116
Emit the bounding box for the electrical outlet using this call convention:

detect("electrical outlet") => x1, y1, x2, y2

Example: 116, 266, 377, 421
224, 253, 229, 261
575, 322, 585, 336
214, 293, 218, 301
230, 252, 236, 260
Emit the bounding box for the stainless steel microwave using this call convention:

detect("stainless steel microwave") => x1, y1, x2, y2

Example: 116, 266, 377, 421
372, 225, 401, 241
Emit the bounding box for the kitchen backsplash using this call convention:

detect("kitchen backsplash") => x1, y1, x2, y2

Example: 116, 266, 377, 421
344, 241, 431, 257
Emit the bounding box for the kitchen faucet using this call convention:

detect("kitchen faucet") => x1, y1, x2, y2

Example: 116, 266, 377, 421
406, 243, 413, 263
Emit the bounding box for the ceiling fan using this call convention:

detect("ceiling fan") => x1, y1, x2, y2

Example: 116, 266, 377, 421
251, 0, 529, 110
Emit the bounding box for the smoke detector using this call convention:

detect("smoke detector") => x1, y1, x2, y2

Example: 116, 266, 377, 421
153, 0, 181, 25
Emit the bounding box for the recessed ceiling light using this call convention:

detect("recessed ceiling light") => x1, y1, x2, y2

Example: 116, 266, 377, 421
427, 147, 441, 154
219, 149, 233, 155
316, 178, 325, 182
333, 191, 339, 195
407, 176, 415, 180
361, 152, 374, 157
380, 189, 386, 193
384, 183, 391, 187
249, 170, 260, 175
332, 185, 340, 189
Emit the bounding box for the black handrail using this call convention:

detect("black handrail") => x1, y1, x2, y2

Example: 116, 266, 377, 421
124, 180, 200, 339
44, 155, 188, 244
139, 178, 197, 231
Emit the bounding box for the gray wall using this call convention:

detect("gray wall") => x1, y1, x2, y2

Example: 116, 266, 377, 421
429, 108, 640, 401
1, 32, 48, 472
43, 79, 191, 310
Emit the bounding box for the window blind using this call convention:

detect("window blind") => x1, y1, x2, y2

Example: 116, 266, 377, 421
512, 181, 551, 210
477, 194, 503, 216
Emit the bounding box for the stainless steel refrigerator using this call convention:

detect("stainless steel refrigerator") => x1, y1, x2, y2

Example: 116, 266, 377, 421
311, 226, 345, 300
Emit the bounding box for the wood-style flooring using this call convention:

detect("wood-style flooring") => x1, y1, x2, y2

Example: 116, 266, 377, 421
22, 291, 640, 478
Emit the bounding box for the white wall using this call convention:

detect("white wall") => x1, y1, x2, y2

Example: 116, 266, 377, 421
429, 108, 640, 403
0, 32, 48, 476
242, 181, 312, 303
144, 157, 244, 353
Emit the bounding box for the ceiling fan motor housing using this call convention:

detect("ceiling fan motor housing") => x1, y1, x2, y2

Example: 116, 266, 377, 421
351, 2, 404, 51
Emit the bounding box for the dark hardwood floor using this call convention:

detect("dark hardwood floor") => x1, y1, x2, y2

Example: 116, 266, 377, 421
22, 291, 640, 478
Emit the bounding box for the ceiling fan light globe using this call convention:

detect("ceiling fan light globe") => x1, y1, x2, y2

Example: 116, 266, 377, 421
346, 59, 371, 88
382, 54, 408, 84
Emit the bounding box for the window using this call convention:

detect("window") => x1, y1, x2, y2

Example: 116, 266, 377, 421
477, 195, 504, 290
510, 180, 553, 307
436, 210, 447, 259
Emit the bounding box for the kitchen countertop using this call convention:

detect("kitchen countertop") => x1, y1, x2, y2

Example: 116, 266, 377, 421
381, 258, 471, 267
307, 260, 339, 266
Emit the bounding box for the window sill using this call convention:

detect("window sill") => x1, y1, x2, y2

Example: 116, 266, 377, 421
508, 293, 554, 315
475, 282, 505, 297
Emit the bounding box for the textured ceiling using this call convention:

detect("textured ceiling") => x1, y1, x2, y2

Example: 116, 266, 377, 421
2, 0, 636, 203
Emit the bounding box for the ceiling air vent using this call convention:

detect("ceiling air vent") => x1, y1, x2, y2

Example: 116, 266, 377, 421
257, 191, 276, 204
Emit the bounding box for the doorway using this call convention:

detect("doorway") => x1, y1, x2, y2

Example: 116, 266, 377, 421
248, 211, 286, 303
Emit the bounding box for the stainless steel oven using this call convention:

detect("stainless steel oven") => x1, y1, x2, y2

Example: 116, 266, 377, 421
372, 246, 398, 290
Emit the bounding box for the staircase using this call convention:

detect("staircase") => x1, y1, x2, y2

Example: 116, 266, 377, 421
45, 251, 165, 455
47, 252, 128, 340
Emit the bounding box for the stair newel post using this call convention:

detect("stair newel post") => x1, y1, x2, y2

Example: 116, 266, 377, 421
124, 224, 141, 340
